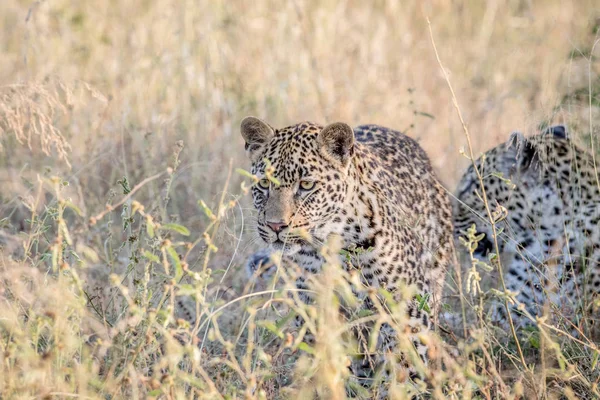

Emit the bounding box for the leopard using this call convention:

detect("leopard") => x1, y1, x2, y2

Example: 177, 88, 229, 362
240, 116, 455, 393
453, 125, 600, 331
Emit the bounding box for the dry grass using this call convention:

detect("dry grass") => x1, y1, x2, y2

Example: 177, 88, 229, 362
1, 0, 600, 399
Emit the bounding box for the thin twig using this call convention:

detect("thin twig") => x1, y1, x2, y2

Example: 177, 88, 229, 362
427, 16, 529, 373
89, 171, 167, 225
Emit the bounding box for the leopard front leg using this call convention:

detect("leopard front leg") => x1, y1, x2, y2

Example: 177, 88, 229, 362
290, 275, 318, 345
348, 298, 433, 399
493, 236, 567, 329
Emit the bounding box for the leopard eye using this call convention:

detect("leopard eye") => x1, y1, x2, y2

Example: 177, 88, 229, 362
299, 180, 316, 191
258, 178, 270, 190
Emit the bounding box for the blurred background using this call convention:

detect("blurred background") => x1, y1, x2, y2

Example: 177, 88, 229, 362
1, 0, 599, 281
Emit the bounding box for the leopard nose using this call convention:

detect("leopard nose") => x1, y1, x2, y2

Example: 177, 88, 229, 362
266, 221, 288, 234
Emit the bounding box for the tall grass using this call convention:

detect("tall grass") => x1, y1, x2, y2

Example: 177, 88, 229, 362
1, 1, 599, 398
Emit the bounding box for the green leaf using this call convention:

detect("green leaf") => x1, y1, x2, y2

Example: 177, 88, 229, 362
160, 223, 190, 236
297, 342, 315, 355
177, 284, 197, 296
146, 218, 155, 238
257, 321, 284, 339
368, 324, 381, 352
377, 288, 395, 303
117, 177, 131, 194
415, 111, 435, 119
63, 200, 83, 216
592, 350, 599, 369
476, 260, 493, 272
235, 168, 257, 180
167, 246, 183, 280
490, 172, 516, 189
268, 175, 281, 186
59, 220, 73, 245
143, 251, 160, 263
528, 334, 540, 349
198, 200, 216, 221
416, 293, 431, 313
275, 311, 297, 330
355, 309, 375, 318
211, 268, 227, 276
76, 243, 99, 263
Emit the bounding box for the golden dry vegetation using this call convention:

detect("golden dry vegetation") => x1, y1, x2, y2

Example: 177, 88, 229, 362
1, 1, 600, 399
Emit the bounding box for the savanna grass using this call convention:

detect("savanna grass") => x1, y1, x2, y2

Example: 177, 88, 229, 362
1, 1, 600, 399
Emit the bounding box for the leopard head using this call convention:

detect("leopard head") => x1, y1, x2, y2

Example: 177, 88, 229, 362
240, 116, 354, 255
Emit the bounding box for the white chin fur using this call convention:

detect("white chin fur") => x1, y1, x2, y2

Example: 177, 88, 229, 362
270, 241, 301, 256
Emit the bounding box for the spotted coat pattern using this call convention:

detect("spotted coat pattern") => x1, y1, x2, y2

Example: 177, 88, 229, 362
241, 117, 455, 388
454, 126, 600, 327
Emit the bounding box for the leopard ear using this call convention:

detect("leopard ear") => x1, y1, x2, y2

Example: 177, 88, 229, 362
542, 125, 568, 140
240, 117, 274, 162
318, 122, 355, 167
506, 131, 538, 173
